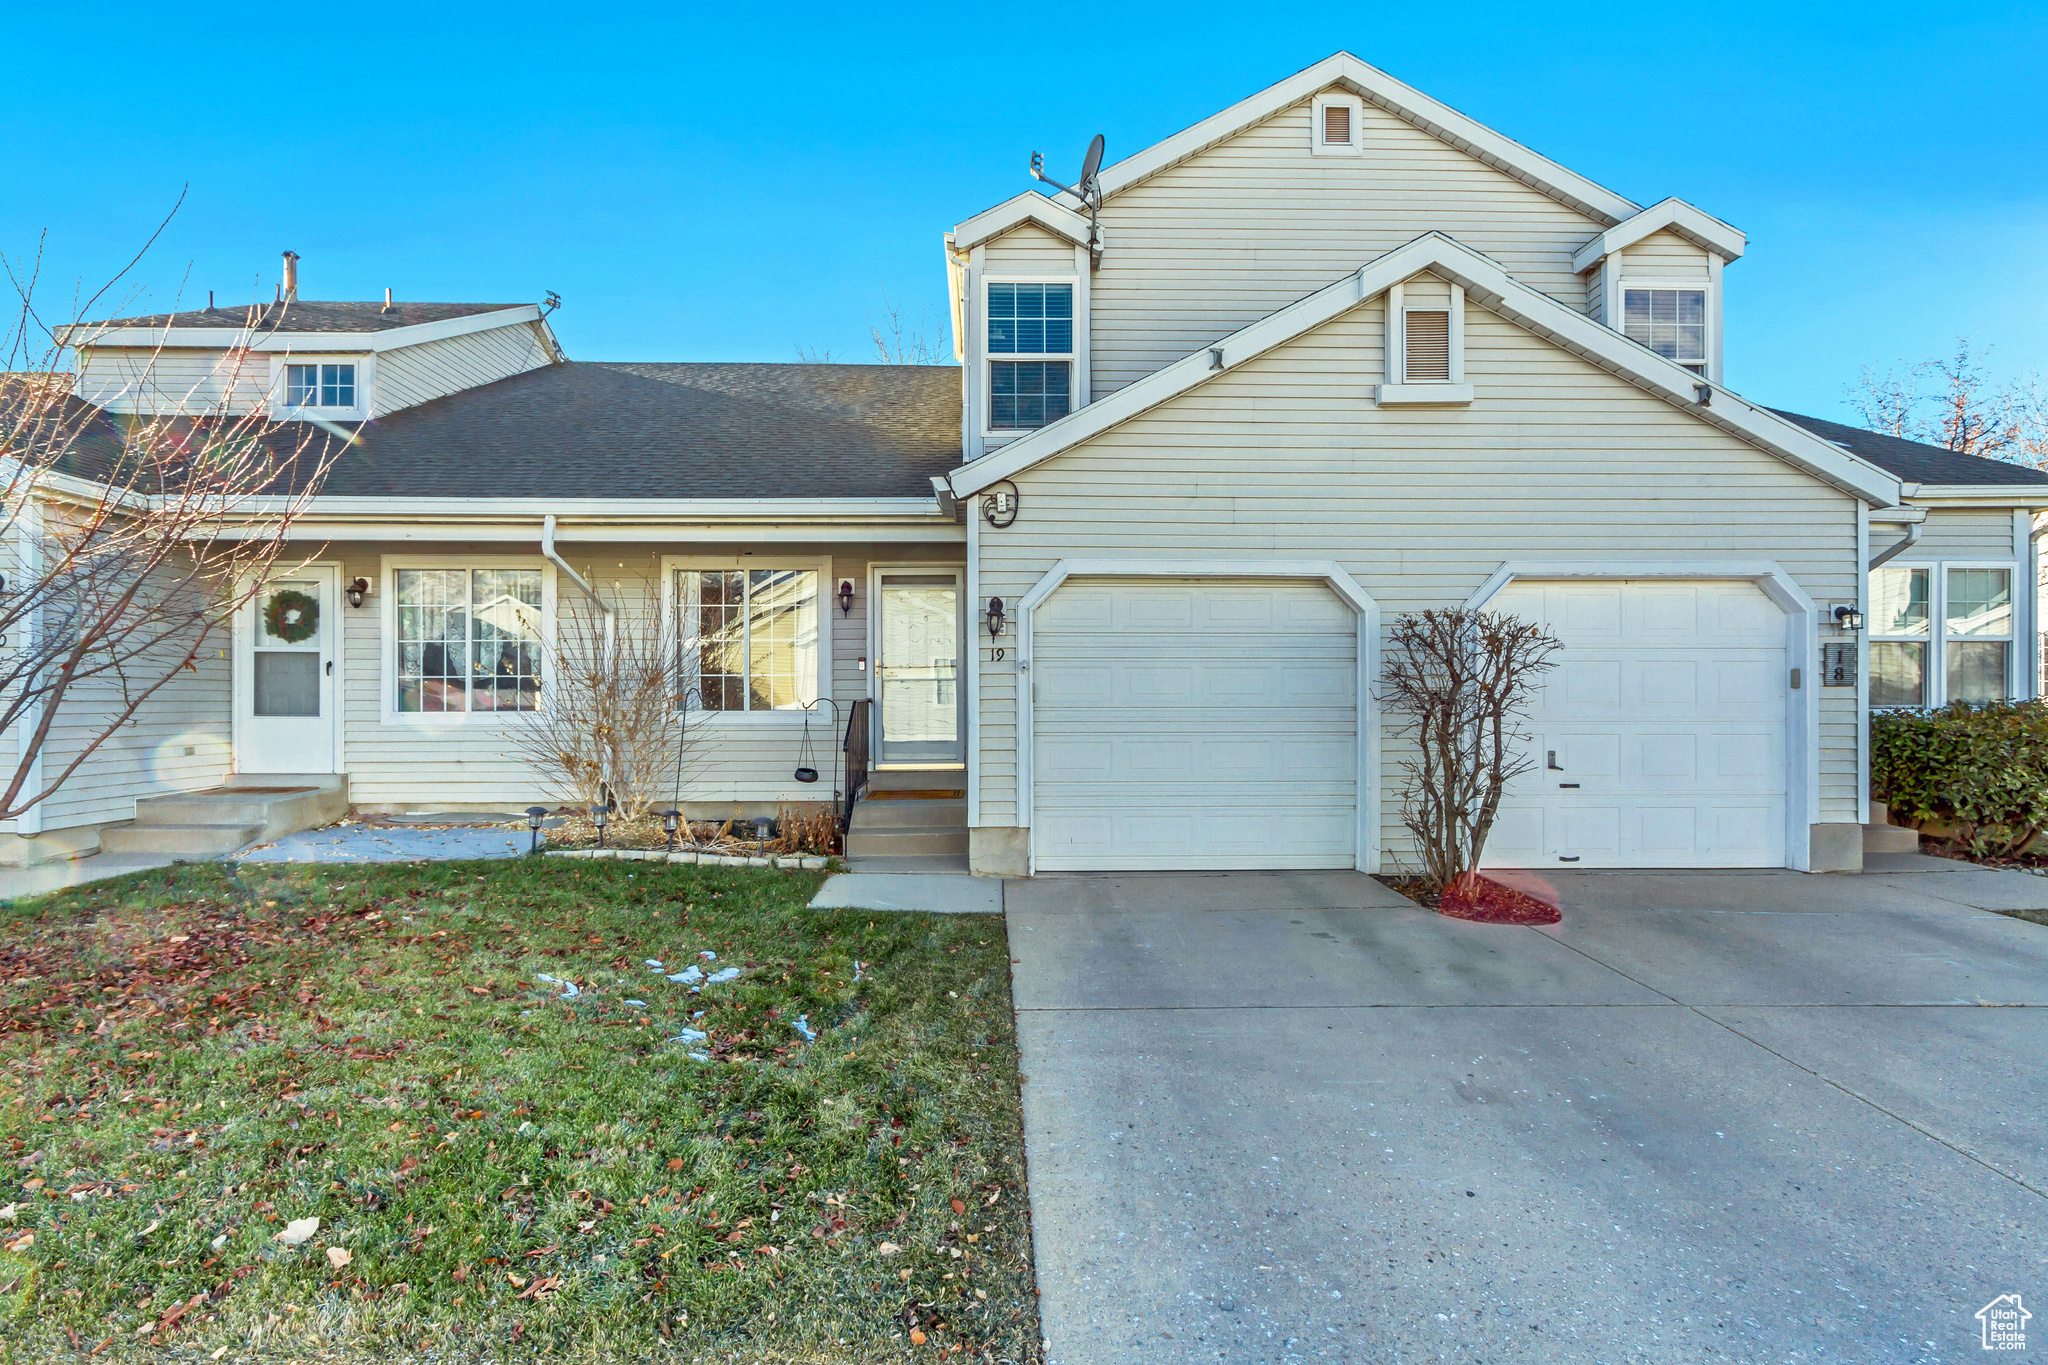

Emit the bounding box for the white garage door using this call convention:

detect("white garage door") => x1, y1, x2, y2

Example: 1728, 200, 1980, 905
1031, 579, 1358, 871
1481, 579, 1788, 870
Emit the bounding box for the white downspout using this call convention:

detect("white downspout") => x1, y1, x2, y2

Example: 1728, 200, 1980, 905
541, 515, 616, 796
1866, 519, 1921, 571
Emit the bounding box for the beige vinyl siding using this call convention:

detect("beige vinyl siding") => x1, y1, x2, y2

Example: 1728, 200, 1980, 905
331, 542, 960, 813
1905, 507, 2020, 560
1087, 94, 1607, 394
75, 347, 271, 415
1585, 266, 1604, 327
1619, 230, 1712, 281
971, 299, 1862, 866
372, 323, 554, 416
982, 224, 1079, 274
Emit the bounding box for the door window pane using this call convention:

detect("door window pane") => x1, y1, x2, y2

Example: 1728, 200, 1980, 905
1948, 640, 2009, 704
1946, 568, 2012, 637
1869, 566, 1929, 635
1869, 641, 1926, 708
253, 651, 320, 717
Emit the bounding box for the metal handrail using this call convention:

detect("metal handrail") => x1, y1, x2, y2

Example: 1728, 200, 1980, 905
842, 698, 870, 830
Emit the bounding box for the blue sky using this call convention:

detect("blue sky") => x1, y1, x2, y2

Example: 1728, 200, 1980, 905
6, 1, 2043, 423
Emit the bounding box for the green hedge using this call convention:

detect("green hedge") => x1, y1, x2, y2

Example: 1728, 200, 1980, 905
1871, 700, 2048, 857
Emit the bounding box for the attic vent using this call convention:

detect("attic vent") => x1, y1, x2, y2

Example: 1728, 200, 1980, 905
1404, 310, 1451, 381
1323, 103, 1351, 145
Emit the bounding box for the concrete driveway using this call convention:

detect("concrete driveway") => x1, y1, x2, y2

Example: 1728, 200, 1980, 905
1005, 865, 2048, 1364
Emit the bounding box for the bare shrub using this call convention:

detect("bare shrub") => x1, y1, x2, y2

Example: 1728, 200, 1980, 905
1380, 608, 1561, 891
510, 574, 694, 822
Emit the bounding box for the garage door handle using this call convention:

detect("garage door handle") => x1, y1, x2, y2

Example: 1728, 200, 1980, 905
1558, 856, 1581, 863
1558, 782, 1579, 789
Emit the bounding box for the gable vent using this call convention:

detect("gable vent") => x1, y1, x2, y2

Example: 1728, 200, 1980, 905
1323, 103, 1351, 145
1404, 310, 1451, 381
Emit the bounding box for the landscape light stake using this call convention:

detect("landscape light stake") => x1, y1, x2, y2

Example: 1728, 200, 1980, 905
590, 804, 609, 849
524, 806, 549, 855
662, 808, 681, 853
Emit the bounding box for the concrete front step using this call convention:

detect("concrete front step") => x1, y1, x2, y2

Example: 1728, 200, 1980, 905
846, 827, 970, 858
850, 797, 967, 829
100, 821, 264, 856
867, 767, 966, 793
1864, 822, 1920, 854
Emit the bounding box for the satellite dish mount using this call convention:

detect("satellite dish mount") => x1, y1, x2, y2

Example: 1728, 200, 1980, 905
1029, 133, 1105, 269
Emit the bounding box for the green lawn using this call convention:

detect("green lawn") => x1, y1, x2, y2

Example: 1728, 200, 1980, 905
0, 858, 1036, 1363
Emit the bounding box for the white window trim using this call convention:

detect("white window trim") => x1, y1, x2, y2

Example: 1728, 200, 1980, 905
1377, 280, 1473, 406
981, 276, 1079, 440
270, 352, 373, 421
1310, 91, 1365, 156
659, 555, 833, 725
1616, 280, 1716, 383
1869, 558, 2024, 707
378, 555, 556, 726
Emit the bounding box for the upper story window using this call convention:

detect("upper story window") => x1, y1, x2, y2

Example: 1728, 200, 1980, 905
1869, 563, 2014, 708
987, 282, 1073, 431
286, 362, 356, 408
1622, 289, 1706, 374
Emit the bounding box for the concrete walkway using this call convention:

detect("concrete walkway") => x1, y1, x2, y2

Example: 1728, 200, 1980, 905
808, 871, 1002, 914
0, 853, 183, 900
1006, 867, 2048, 1364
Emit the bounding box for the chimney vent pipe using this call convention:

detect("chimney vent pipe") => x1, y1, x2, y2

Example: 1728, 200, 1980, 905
281, 250, 300, 302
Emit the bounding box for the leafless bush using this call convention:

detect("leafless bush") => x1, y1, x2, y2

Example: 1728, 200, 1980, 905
510, 575, 696, 821
0, 216, 336, 820
1380, 608, 1560, 891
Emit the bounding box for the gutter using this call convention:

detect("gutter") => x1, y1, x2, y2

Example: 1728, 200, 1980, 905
1868, 518, 1923, 571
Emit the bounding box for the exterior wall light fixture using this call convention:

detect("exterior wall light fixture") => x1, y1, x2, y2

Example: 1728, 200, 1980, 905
345, 577, 370, 608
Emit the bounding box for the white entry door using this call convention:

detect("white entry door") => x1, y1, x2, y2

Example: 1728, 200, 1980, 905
1481, 578, 1788, 869
236, 567, 339, 774
1031, 578, 1358, 871
875, 571, 963, 766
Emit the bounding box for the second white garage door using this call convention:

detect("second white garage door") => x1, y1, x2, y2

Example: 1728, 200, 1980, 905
1031, 579, 1359, 871
1481, 578, 1789, 869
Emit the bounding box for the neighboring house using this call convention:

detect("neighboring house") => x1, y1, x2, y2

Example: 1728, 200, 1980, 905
20, 51, 2048, 876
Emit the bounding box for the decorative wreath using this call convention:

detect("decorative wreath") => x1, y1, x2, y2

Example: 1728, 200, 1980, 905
263, 588, 319, 644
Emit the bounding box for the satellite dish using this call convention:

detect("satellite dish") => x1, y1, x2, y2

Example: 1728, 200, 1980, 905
1078, 134, 1105, 200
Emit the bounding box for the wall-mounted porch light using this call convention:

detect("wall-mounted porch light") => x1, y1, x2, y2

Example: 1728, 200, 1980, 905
837, 579, 855, 616
985, 596, 1006, 640
345, 577, 370, 608
1832, 604, 1865, 633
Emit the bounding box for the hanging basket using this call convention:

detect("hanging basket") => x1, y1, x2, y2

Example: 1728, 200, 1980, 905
263, 588, 320, 644
794, 766, 819, 784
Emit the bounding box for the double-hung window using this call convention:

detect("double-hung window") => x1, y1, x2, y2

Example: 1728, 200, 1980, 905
286, 362, 357, 408
395, 568, 543, 713
1622, 289, 1707, 374
677, 568, 819, 712
987, 282, 1073, 431
1868, 563, 2015, 707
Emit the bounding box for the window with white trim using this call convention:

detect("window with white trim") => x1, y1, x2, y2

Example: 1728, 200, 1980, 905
1868, 562, 2015, 707
1622, 288, 1707, 373
394, 568, 543, 713
286, 362, 356, 408
1310, 92, 1364, 155
987, 282, 1073, 431
676, 567, 819, 711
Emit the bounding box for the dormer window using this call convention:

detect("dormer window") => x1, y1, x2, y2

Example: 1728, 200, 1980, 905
286, 362, 357, 408
1310, 92, 1364, 156
987, 281, 1073, 431
1622, 289, 1707, 374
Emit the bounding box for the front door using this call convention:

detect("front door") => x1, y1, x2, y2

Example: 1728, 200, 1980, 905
875, 570, 963, 766
236, 567, 339, 774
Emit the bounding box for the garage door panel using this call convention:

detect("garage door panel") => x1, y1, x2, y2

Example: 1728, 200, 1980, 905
1484, 579, 1786, 870
1033, 579, 1358, 872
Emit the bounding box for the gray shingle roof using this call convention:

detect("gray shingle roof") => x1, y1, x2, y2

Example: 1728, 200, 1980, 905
1773, 409, 2048, 488
84, 300, 527, 335
293, 361, 963, 499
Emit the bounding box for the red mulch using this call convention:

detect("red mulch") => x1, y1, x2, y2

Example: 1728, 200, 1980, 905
1436, 873, 1561, 925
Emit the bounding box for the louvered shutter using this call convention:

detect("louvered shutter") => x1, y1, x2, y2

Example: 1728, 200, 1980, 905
1323, 104, 1351, 145
1404, 310, 1451, 381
